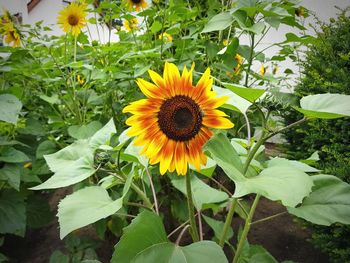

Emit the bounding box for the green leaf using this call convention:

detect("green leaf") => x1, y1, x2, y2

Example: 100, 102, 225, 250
0, 94, 22, 124
234, 165, 313, 207
26, 195, 53, 228
49, 250, 69, 263
111, 211, 168, 263
223, 83, 265, 103
0, 189, 26, 237
68, 121, 103, 140
132, 241, 228, 263
244, 244, 278, 263
268, 157, 320, 173
283, 32, 318, 45
202, 12, 233, 33
295, 93, 350, 119
36, 140, 57, 159
203, 133, 245, 182
287, 174, 350, 225
213, 85, 252, 113
89, 119, 116, 148
0, 147, 30, 163
150, 20, 162, 33
203, 215, 233, 242
39, 94, 61, 105
171, 174, 228, 209
58, 186, 123, 239
0, 164, 21, 190
30, 141, 95, 190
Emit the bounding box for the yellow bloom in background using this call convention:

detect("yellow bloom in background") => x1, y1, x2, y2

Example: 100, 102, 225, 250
57, 2, 87, 36
233, 54, 243, 74
159, 32, 173, 42
124, 18, 138, 32
127, 0, 148, 12
223, 39, 229, 46
77, 74, 85, 85
260, 64, 266, 76
123, 62, 234, 175
3, 23, 21, 47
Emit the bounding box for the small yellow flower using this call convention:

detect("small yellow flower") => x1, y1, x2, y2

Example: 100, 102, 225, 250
77, 74, 85, 85
23, 162, 32, 169
159, 32, 173, 42
126, 0, 148, 12
123, 18, 138, 32
223, 39, 229, 46
259, 64, 266, 76
233, 54, 243, 74
3, 23, 21, 47
57, 1, 87, 36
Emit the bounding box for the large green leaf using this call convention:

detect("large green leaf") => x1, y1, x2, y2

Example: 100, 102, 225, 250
0, 164, 21, 190
68, 121, 103, 140
204, 133, 245, 182
202, 12, 233, 33
58, 186, 124, 239
31, 119, 116, 190
242, 244, 278, 263
287, 174, 350, 225
203, 215, 233, 242
171, 174, 228, 209
0, 147, 30, 163
30, 141, 96, 190
36, 140, 57, 159
222, 83, 265, 103
0, 189, 26, 237
295, 93, 350, 119
268, 157, 320, 173
89, 118, 116, 148
234, 165, 313, 207
132, 241, 228, 263
111, 211, 168, 263
213, 86, 252, 113
0, 94, 22, 124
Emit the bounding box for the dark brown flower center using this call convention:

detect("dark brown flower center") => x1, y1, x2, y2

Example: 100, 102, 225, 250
132, 0, 142, 3
158, 95, 203, 141
68, 14, 79, 26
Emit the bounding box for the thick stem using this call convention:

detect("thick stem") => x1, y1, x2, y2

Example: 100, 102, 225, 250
186, 173, 200, 242
219, 198, 237, 247
232, 194, 260, 263
130, 182, 154, 210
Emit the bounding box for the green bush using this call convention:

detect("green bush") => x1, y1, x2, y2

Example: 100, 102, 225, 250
283, 8, 350, 263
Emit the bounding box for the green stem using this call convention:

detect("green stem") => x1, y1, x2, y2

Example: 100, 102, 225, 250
232, 194, 260, 263
244, 33, 255, 87
250, 211, 287, 225
186, 173, 199, 242
219, 198, 237, 247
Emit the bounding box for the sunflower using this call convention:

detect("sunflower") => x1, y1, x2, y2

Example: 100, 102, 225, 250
57, 2, 87, 36
3, 23, 21, 47
123, 18, 138, 32
123, 62, 234, 175
127, 0, 148, 12
159, 32, 173, 42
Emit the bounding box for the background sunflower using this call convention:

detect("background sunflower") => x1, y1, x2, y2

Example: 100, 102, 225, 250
127, 0, 148, 12
57, 2, 87, 36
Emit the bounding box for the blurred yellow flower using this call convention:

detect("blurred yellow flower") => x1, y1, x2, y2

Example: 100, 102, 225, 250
260, 64, 266, 76
159, 32, 173, 42
234, 54, 243, 74
57, 1, 87, 36
223, 39, 229, 46
127, 0, 148, 12
77, 74, 85, 85
3, 23, 21, 47
124, 18, 138, 32
23, 162, 32, 169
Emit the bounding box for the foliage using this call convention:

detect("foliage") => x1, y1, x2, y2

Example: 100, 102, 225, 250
0, 0, 350, 262
283, 8, 350, 263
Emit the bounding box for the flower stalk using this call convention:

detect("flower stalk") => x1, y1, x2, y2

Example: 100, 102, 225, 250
186, 173, 200, 242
